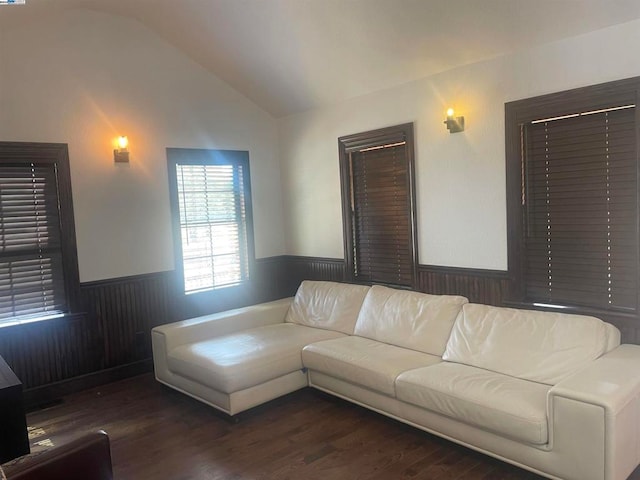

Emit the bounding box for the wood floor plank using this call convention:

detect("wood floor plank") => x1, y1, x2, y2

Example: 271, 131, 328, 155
21, 373, 640, 480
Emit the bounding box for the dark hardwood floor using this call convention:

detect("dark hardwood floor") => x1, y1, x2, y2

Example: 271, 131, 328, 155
21, 374, 625, 479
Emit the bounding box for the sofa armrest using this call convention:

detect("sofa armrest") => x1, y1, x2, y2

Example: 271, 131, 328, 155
152, 297, 292, 351
548, 344, 640, 480
551, 344, 640, 415
1, 430, 112, 480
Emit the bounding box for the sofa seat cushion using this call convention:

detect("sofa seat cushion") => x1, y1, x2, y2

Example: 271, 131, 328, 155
167, 324, 344, 394
303, 336, 441, 397
396, 362, 550, 445
354, 285, 467, 356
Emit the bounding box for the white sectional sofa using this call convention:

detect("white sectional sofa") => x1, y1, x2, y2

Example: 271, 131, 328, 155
152, 280, 640, 480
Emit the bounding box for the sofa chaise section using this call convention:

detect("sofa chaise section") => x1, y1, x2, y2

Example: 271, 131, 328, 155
152, 281, 370, 415
166, 323, 343, 396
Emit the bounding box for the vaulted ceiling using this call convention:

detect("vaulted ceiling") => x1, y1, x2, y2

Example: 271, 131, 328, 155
3, 0, 640, 117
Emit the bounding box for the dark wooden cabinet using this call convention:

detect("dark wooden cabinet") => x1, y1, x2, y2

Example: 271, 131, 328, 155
0, 354, 29, 463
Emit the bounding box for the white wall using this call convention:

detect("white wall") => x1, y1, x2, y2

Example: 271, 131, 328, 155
0, 9, 285, 282
3, 11, 639, 279
279, 19, 640, 270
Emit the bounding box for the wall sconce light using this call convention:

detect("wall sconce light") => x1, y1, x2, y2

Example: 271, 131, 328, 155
114, 136, 130, 163
444, 108, 465, 133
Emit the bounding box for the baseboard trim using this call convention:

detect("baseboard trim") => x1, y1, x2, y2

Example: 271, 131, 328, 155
23, 359, 153, 411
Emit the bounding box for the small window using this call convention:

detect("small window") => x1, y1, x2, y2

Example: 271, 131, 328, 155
0, 142, 80, 326
506, 77, 639, 313
167, 148, 255, 294
338, 123, 418, 288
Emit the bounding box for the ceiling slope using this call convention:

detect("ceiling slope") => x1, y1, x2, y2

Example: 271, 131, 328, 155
2, 0, 640, 117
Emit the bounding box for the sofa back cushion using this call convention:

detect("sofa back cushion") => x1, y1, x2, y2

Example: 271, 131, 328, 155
354, 285, 468, 356
605, 323, 622, 352
443, 303, 619, 385
285, 281, 370, 334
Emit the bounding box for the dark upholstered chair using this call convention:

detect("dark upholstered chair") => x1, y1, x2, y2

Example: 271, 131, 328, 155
1, 430, 112, 480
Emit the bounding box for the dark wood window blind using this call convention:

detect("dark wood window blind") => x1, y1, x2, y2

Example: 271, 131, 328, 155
339, 123, 418, 288
351, 143, 413, 285
167, 149, 254, 295
506, 77, 640, 315
523, 107, 637, 310
0, 143, 79, 325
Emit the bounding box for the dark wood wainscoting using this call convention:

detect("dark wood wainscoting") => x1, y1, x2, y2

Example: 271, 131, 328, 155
0, 313, 101, 394
0, 271, 175, 406
80, 272, 175, 369
279, 256, 346, 296
417, 265, 510, 306
3, 255, 639, 406
278, 256, 640, 344
277, 256, 510, 306
0, 259, 293, 406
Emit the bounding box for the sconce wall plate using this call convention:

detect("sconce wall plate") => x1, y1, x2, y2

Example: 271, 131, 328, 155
444, 109, 465, 133
114, 136, 130, 162
114, 150, 130, 162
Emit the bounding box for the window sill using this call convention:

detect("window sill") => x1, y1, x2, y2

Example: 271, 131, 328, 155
502, 300, 638, 321
184, 281, 247, 296
0, 312, 86, 330
177, 281, 255, 319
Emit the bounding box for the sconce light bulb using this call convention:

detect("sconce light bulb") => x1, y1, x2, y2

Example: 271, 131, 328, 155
446, 108, 455, 118
117, 136, 129, 150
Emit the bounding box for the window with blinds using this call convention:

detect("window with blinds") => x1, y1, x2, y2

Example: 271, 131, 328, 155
506, 77, 640, 314
523, 106, 637, 310
0, 143, 79, 326
339, 123, 418, 288
167, 149, 254, 295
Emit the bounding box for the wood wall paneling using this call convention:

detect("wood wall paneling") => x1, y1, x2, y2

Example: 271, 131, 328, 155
279, 256, 346, 296
1, 254, 638, 406
80, 272, 175, 369
0, 259, 291, 404
277, 256, 511, 307
0, 271, 174, 404
279, 257, 640, 343
417, 265, 510, 306
0, 314, 100, 391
